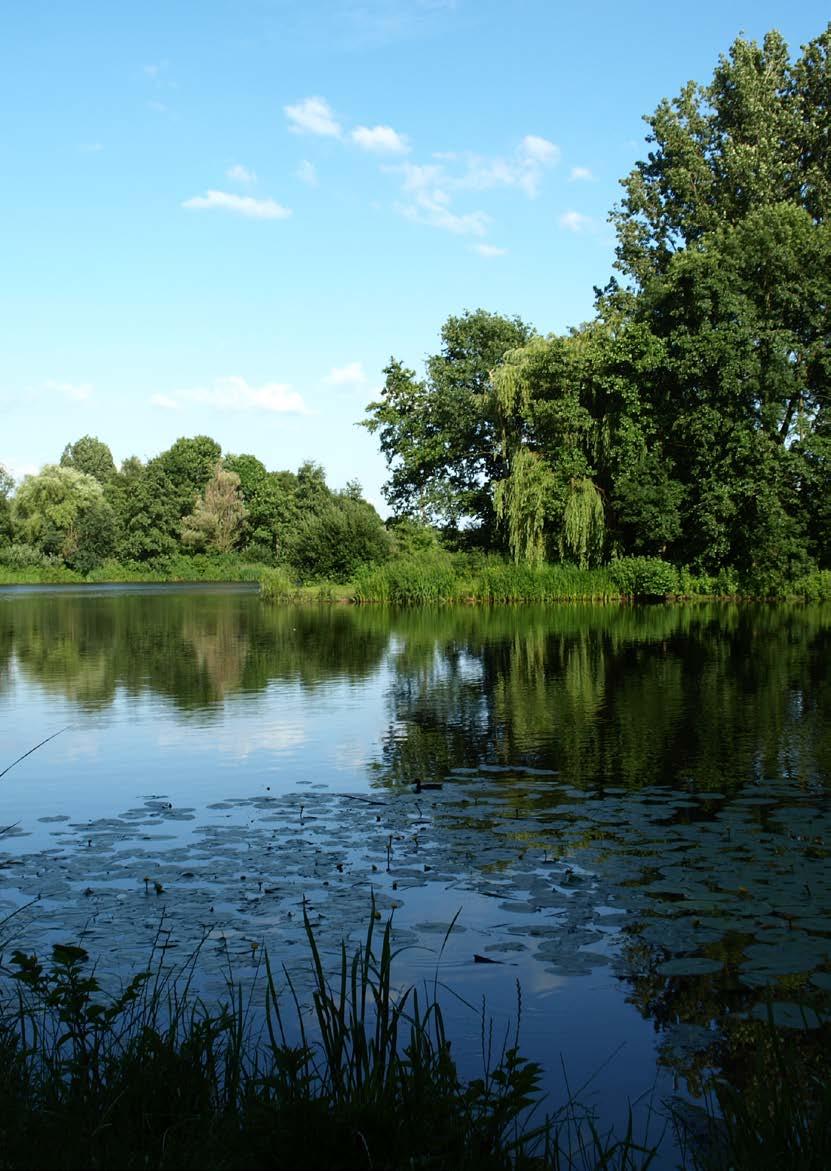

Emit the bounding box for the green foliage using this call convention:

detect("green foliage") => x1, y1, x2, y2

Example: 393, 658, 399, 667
11, 465, 117, 571
286, 496, 392, 583
386, 517, 445, 558
156, 435, 223, 518
494, 447, 554, 565
561, 478, 606, 569
609, 557, 680, 597
60, 435, 116, 484
352, 554, 462, 604
362, 310, 534, 542
0, 464, 13, 545
0, 911, 656, 1171
181, 464, 248, 554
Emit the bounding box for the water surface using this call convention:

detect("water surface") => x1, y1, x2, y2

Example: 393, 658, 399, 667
1, 587, 830, 1156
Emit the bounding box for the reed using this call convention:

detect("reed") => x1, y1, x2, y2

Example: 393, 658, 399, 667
0, 908, 662, 1170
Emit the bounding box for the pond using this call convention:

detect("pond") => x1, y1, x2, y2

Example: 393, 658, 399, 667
1, 585, 830, 1161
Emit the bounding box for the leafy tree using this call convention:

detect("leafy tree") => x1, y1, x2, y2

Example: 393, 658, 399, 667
115, 461, 180, 561
286, 495, 392, 582
608, 24, 831, 579
156, 436, 222, 519
223, 453, 268, 501
60, 436, 116, 484
12, 465, 116, 570
0, 464, 13, 546
181, 465, 248, 554
362, 310, 535, 544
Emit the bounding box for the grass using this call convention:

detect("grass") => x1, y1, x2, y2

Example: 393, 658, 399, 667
0, 905, 828, 1169
0, 554, 269, 587
0, 907, 665, 1171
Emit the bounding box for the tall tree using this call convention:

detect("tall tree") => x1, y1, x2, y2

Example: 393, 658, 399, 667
60, 436, 116, 484
607, 24, 831, 580
181, 465, 248, 554
362, 310, 535, 545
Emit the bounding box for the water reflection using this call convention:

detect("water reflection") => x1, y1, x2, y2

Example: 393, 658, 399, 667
2, 588, 831, 1105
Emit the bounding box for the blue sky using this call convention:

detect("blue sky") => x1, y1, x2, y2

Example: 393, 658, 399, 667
3, 1, 828, 511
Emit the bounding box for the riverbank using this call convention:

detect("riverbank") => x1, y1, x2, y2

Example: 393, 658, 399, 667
0, 911, 826, 1171
3, 552, 831, 603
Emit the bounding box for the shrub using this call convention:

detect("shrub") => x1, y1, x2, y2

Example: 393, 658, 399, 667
609, 556, 679, 597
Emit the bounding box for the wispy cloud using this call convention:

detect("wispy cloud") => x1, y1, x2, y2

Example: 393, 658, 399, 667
147, 100, 168, 114
559, 209, 594, 232
226, 163, 256, 183
296, 159, 318, 186
569, 166, 594, 181
351, 124, 409, 153
150, 394, 178, 410
79, 142, 104, 153
323, 361, 367, 386
182, 190, 291, 220
284, 96, 341, 137
154, 377, 311, 415
453, 135, 560, 198
471, 242, 507, 257
45, 379, 93, 402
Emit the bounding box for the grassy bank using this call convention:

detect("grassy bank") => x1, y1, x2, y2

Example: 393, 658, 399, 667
262, 557, 831, 606
4, 551, 831, 604
0, 553, 269, 586
0, 910, 660, 1171
0, 910, 827, 1170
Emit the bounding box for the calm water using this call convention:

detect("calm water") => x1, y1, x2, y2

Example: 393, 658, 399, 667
2, 586, 831, 1156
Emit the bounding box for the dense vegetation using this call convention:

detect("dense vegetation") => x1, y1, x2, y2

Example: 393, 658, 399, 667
0, 909, 827, 1170
0, 436, 391, 584
364, 26, 831, 597
2, 25, 830, 600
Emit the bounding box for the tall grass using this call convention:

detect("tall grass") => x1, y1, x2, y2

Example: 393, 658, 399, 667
0, 908, 663, 1171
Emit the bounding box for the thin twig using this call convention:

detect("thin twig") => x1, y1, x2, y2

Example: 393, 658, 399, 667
0, 728, 68, 780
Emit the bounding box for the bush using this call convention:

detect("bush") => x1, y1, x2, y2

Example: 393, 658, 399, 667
353, 555, 462, 603
0, 543, 56, 569
609, 556, 679, 597
787, 570, 831, 602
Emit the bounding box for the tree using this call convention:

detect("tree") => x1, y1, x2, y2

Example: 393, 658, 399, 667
0, 464, 13, 546
60, 436, 116, 484
181, 465, 248, 554
12, 465, 116, 570
156, 436, 222, 519
608, 24, 831, 579
285, 495, 392, 582
115, 461, 180, 561
362, 310, 535, 544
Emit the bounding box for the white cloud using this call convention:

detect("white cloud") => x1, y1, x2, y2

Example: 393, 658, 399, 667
147, 100, 167, 114
143, 63, 162, 78
559, 209, 593, 232
391, 161, 489, 236
284, 96, 341, 137
472, 243, 507, 257
45, 380, 93, 402
182, 190, 291, 220
351, 124, 409, 153
569, 166, 594, 181
79, 142, 104, 153
406, 135, 560, 206
296, 159, 318, 186
159, 376, 311, 415
150, 394, 179, 410
519, 134, 559, 165
323, 361, 367, 386
226, 163, 256, 183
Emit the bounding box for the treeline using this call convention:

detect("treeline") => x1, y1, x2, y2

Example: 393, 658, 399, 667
0, 435, 394, 579
363, 25, 831, 596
